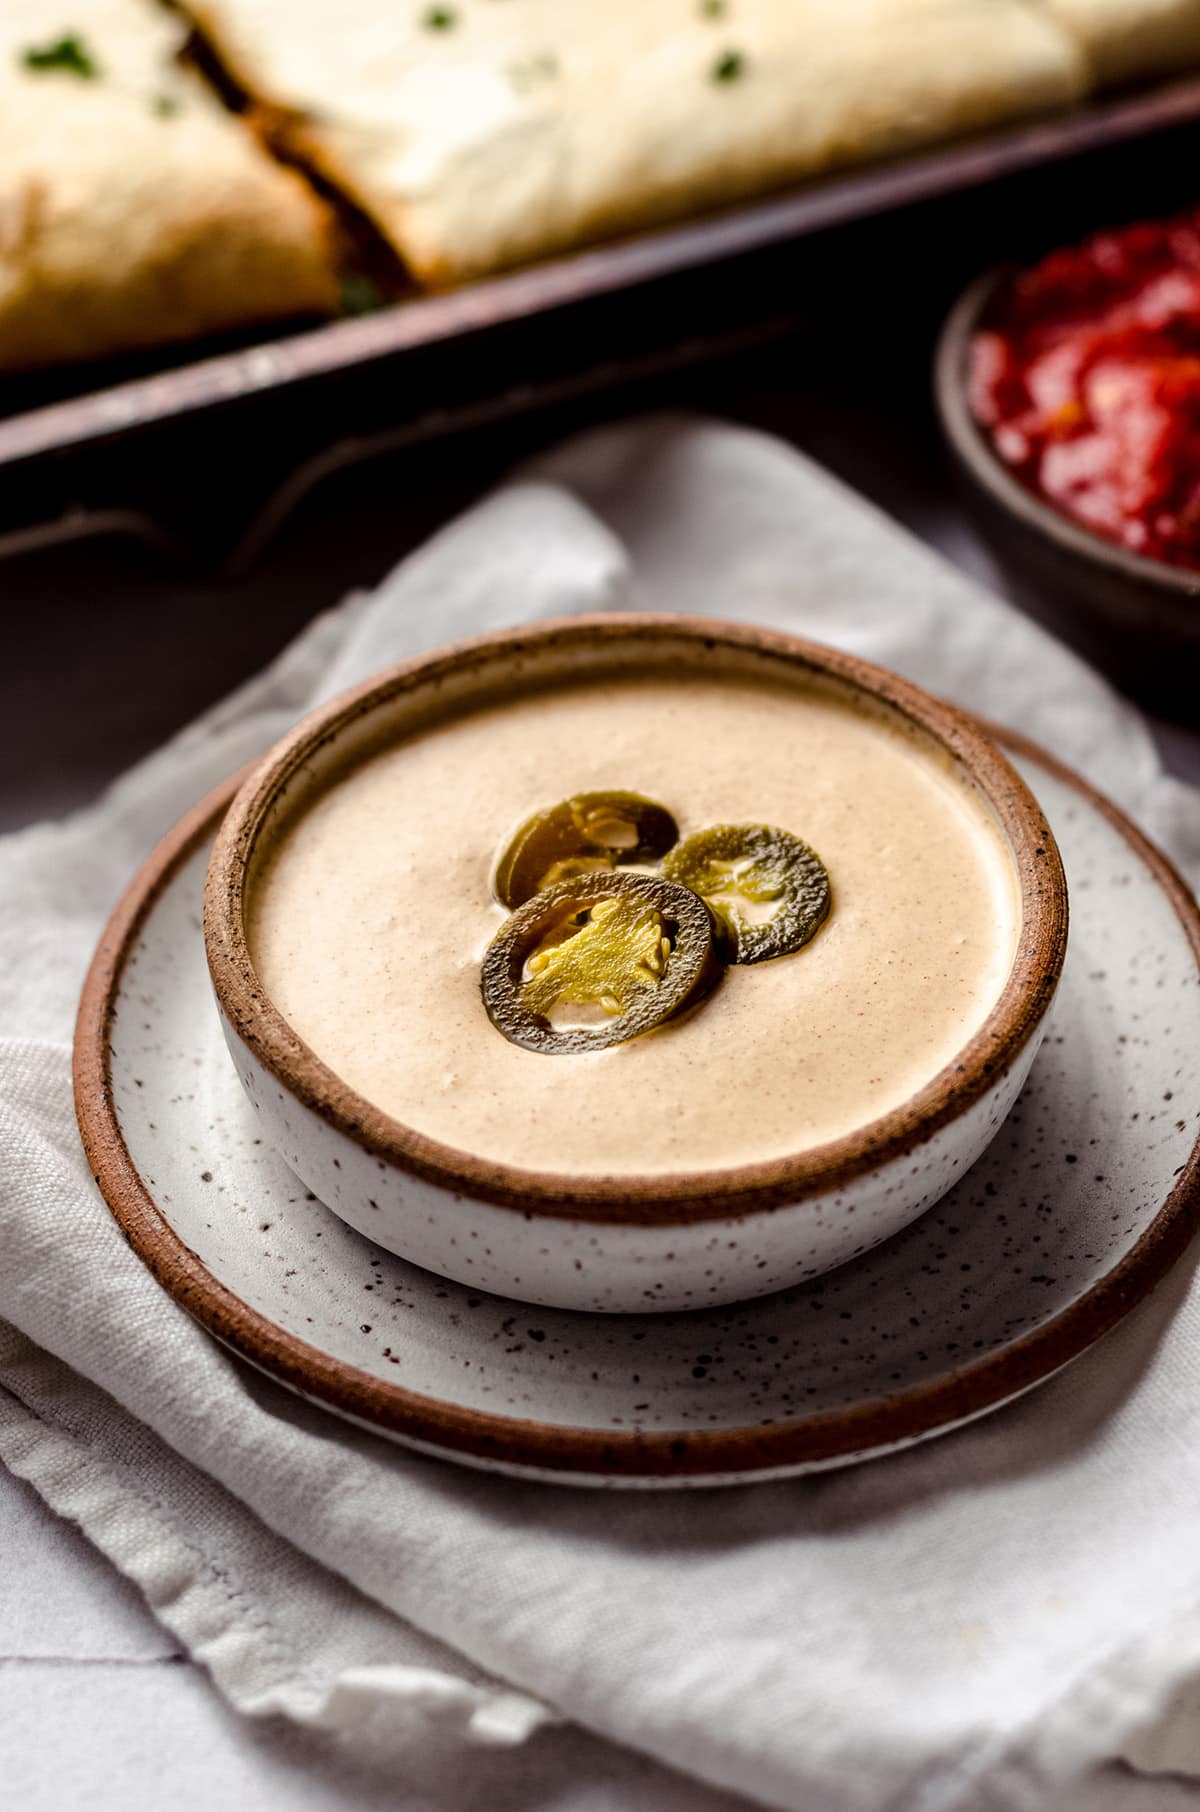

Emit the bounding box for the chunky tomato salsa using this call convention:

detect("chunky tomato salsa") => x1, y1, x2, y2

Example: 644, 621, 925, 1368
969, 211, 1200, 571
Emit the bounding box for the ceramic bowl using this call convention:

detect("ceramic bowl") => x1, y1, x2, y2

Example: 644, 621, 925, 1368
203, 614, 1068, 1313
935, 268, 1200, 705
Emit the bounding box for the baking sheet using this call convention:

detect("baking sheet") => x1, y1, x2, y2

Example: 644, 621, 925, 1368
3, 69, 1200, 565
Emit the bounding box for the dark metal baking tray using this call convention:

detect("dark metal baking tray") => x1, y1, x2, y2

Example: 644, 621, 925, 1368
3, 69, 1200, 567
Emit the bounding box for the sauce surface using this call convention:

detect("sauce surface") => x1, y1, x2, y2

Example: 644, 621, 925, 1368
970, 211, 1200, 570
249, 669, 1020, 1177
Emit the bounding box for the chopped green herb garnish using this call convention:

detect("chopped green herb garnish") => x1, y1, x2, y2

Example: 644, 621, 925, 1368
422, 5, 457, 27
339, 273, 386, 317
710, 47, 744, 81
151, 92, 180, 117
700, 0, 727, 17
20, 32, 100, 78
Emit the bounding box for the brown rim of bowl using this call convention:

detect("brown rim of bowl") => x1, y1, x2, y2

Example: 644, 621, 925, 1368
202, 613, 1068, 1228
75, 728, 1200, 1479
935, 267, 1200, 603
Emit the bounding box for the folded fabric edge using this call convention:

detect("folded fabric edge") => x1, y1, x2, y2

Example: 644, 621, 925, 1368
905, 1585, 1200, 1812
0, 1333, 558, 1747
1034, 1604, 1200, 1788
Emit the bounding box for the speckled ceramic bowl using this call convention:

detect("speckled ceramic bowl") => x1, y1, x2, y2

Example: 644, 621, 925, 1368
204, 615, 1068, 1313
935, 267, 1200, 705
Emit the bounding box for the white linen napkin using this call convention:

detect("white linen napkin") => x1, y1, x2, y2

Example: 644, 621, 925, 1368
5, 414, 1200, 1812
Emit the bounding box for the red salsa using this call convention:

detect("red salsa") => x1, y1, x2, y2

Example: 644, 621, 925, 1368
969, 210, 1200, 571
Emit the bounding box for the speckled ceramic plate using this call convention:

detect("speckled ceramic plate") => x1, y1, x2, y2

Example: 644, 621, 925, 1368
75, 732, 1200, 1487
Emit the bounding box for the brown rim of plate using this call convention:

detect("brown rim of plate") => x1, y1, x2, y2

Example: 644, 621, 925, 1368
935, 267, 1200, 602
74, 728, 1200, 1479
202, 613, 1069, 1227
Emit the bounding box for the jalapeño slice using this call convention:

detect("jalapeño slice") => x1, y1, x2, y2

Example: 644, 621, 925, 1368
481, 871, 720, 1055
663, 823, 830, 964
493, 791, 679, 909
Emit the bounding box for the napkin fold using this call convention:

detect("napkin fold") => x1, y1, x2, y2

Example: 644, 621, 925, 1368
5, 415, 1200, 1812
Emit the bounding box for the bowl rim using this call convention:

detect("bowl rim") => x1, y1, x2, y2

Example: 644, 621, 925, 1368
203, 612, 1069, 1227
934, 265, 1200, 601
79, 732, 1200, 1480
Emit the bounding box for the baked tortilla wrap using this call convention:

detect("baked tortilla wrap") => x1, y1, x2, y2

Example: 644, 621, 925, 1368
185, 0, 1087, 285
0, 0, 339, 372
1036, 0, 1200, 84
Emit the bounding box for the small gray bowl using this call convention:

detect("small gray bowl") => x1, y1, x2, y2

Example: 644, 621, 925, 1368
935, 268, 1200, 704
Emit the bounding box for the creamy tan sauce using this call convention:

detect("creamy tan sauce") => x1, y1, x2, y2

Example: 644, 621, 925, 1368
249, 670, 1020, 1176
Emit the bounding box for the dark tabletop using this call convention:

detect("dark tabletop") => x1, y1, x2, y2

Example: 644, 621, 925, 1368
5, 147, 1200, 835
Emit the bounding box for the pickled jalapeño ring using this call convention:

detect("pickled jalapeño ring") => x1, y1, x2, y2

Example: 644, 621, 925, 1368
481, 871, 720, 1055
493, 791, 679, 909
663, 823, 831, 964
